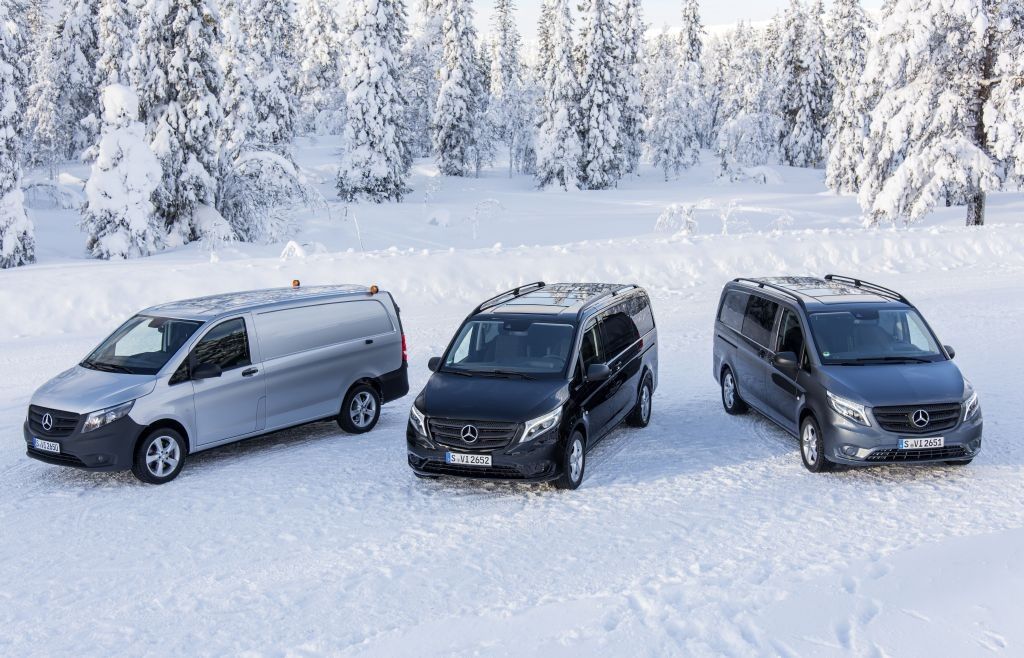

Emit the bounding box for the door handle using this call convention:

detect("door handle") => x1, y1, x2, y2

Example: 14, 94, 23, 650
365, 339, 374, 345
242, 367, 259, 377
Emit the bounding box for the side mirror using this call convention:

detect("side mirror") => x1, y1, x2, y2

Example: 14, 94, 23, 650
773, 351, 799, 377
427, 357, 441, 372
586, 363, 611, 382
944, 345, 956, 359
192, 362, 223, 380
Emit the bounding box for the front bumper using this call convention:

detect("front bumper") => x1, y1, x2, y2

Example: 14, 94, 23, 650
822, 411, 983, 466
24, 417, 144, 472
406, 426, 563, 483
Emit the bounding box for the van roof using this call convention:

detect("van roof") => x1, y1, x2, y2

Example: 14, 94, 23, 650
141, 285, 381, 321
732, 276, 911, 310
474, 282, 640, 320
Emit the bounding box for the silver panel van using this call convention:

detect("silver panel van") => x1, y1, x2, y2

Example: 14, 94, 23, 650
25, 284, 409, 483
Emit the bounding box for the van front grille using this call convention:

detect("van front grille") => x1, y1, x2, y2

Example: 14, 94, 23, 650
427, 418, 520, 452
28, 405, 80, 438
865, 446, 968, 462
873, 403, 961, 435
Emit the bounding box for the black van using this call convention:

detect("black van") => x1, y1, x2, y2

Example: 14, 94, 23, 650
407, 282, 658, 489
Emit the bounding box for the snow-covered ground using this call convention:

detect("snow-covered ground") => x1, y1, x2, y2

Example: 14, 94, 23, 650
2, 154, 1024, 656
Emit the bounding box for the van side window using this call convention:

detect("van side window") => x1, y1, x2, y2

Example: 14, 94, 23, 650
719, 291, 748, 332
579, 323, 605, 370
193, 318, 251, 371
776, 309, 805, 356
601, 309, 640, 358
625, 293, 655, 335
741, 295, 779, 346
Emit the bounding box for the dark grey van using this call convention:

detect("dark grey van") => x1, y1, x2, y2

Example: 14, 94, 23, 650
713, 275, 982, 472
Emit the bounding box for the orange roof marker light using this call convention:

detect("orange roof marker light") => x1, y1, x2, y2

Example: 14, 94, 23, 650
292, 279, 301, 288
369, 285, 379, 295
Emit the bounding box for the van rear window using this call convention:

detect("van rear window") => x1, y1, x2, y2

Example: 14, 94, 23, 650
718, 291, 747, 332
257, 300, 394, 360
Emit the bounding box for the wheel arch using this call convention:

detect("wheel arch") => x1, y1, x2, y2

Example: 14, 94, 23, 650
139, 419, 191, 455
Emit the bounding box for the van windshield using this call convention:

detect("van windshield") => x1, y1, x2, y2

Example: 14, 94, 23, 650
443, 319, 575, 378
808, 308, 946, 365
82, 315, 203, 375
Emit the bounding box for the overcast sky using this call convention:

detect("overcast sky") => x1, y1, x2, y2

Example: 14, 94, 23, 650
471, 0, 885, 41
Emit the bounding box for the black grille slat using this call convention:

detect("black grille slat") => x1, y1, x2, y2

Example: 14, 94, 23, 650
28, 405, 80, 438
865, 446, 968, 462
427, 418, 520, 452
27, 447, 85, 466
420, 460, 525, 479
873, 403, 961, 435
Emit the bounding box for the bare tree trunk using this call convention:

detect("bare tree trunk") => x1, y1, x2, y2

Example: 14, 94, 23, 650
966, 191, 986, 226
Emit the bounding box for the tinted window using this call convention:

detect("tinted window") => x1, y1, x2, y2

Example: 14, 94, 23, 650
193, 318, 251, 370
444, 319, 575, 376
627, 293, 655, 335
256, 300, 394, 361
776, 309, 804, 355
83, 315, 202, 375
741, 295, 779, 346
579, 322, 604, 369
808, 308, 945, 364
601, 309, 641, 357
719, 291, 748, 332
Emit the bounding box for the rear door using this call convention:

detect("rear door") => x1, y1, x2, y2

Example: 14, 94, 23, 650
190, 316, 266, 446
734, 293, 780, 412
599, 302, 643, 425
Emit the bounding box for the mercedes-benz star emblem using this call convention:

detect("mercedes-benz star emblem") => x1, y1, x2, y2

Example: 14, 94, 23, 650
911, 409, 930, 428
41, 413, 54, 432
461, 425, 480, 444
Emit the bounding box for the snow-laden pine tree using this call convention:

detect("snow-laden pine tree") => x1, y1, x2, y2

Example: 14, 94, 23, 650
489, 0, 533, 176
402, 0, 444, 159
824, 0, 871, 193
296, 0, 342, 134
616, 0, 644, 176
0, 1, 34, 268
53, 0, 101, 157
25, 30, 67, 175
700, 32, 730, 149
336, 0, 411, 201
95, 0, 135, 88
859, 0, 1024, 226
576, 0, 622, 189
535, 0, 581, 189
985, 1, 1024, 188
132, 0, 222, 245
432, 0, 486, 176
218, 0, 255, 161
678, 0, 710, 147
643, 30, 699, 180
81, 84, 162, 259
779, 0, 831, 168
22, 0, 47, 74
240, 0, 298, 155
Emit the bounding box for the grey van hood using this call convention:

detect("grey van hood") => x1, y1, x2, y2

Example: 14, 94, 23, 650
819, 360, 966, 407
32, 366, 157, 414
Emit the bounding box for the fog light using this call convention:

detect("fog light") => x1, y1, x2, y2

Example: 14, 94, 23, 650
842, 445, 857, 456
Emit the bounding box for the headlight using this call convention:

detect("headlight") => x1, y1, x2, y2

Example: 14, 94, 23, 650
826, 390, 870, 426
409, 405, 428, 436
520, 406, 562, 443
82, 400, 135, 433
963, 391, 980, 421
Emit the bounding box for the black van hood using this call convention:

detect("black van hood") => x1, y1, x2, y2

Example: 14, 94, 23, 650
417, 371, 569, 423
819, 360, 967, 407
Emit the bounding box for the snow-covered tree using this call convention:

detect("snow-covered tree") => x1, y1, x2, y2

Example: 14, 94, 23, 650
432, 0, 487, 176
616, 0, 644, 175
677, 0, 709, 146
81, 84, 162, 259
985, 1, 1024, 189
824, 0, 871, 193
296, 0, 342, 134
644, 30, 699, 180
488, 0, 534, 175
700, 32, 731, 148
53, 0, 101, 157
859, 0, 1024, 226
241, 0, 298, 155
576, 0, 622, 189
535, 0, 581, 189
95, 0, 134, 88
132, 0, 222, 244
1, 1, 34, 268
778, 0, 831, 168
25, 30, 67, 175
402, 0, 444, 158
218, 0, 255, 161
336, 0, 411, 201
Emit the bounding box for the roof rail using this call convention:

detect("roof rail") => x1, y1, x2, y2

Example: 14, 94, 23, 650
473, 281, 546, 314
733, 278, 807, 309
824, 274, 910, 304
576, 284, 641, 320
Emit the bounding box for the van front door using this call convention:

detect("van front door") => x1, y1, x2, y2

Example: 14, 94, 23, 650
190, 317, 266, 446
764, 308, 806, 430
573, 321, 618, 439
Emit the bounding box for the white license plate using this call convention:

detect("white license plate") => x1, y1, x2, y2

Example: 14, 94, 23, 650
445, 452, 492, 467
899, 437, 944, 450
32, 438, 61, 454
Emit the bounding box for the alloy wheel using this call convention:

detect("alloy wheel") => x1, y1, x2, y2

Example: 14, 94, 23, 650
145, 435, 180, 479
350, 391, 377, 428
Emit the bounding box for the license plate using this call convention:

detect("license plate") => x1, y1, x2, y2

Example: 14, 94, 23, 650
32, 438, 61, 454
899, 437, 944, 450
445, 452, 492, 467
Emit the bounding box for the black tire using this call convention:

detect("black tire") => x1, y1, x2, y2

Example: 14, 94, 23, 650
338, 383, 382, 434
721, 367, 748, 415
626, 374, 654, 428
554, 431, 586, 490
946, 458, 974, 466
132, 428, 187, 484
800, 415, 833, 473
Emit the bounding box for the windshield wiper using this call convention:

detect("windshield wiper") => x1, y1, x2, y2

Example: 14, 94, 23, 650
479, 369, 536, 380
847, 356, 934, 364
81, 359, 135, 374
440, 368, 473, 377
